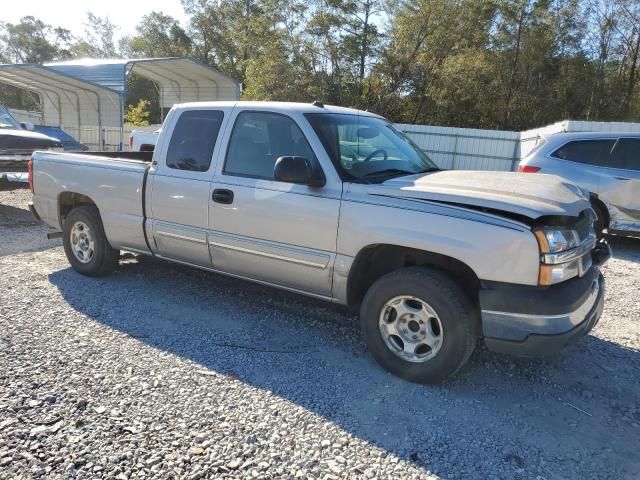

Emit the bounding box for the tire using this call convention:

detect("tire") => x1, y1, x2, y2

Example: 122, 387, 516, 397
360, 267, 479, 384
591, 202, 608, 239
62, 205, 119, 276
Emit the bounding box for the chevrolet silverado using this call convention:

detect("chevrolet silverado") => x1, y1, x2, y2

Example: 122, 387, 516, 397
29, 101, 611, 383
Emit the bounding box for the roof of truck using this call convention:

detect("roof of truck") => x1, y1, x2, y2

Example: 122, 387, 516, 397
174, 101, 384, 118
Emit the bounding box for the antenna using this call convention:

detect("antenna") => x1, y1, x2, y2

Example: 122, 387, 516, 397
312, 100, 324, 108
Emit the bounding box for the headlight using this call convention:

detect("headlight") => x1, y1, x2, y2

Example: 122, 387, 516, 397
534, 227, 586, 286
534, 228, 580, 254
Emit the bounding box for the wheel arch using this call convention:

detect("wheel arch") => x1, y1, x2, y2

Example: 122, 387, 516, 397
589, 193, 610, 229
58, 192, 99, 229
346, 244, 481, 306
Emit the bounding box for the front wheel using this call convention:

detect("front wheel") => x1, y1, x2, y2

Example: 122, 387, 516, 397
62, 205, 119, 276
360, 267, 479, 384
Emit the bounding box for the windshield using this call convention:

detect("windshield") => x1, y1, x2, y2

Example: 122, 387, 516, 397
305, 113, 438, 182
0, 107, 21, 130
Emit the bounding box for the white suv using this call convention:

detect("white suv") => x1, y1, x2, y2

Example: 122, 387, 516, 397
519, 132, 640, 237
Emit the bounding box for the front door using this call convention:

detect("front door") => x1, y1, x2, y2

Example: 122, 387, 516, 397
148, 108, 228, 266
208, 109, 341, 297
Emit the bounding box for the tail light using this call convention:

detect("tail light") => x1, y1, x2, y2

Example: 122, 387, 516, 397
518, 165, 541, 173
28, 158, 34, 193
129, 135, 133, 149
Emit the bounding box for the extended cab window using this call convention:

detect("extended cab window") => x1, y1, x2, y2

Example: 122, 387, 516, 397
224, 111, 316, 180
550, 139, 616, 167
611, 138, 640, 171
166, 110, 224, 172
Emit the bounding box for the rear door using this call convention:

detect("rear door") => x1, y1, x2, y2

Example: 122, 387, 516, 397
207, 108, 342, 297
547, 138, 616, 196
606, 137, 640, 231
147, 107, 230, 266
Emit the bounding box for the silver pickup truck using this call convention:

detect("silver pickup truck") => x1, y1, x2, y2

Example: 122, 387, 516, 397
29, 101, 611, 383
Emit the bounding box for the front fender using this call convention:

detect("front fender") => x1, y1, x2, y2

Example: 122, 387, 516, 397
337, 194, 540, 289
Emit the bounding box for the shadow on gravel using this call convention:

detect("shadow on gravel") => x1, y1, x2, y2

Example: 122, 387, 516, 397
0, 203, 62, 257
607, 234, 640, 263
0, 203, 40, 228
48, 257, 640, 479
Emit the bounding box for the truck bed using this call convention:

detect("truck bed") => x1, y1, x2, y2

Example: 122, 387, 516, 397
1, 151, 153, 187
31, 150, 152, 254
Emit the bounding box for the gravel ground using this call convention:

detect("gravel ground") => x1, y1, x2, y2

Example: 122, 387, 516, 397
1, 187, 639, 480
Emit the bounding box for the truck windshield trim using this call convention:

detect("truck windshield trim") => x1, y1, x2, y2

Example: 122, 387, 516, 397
305, 112, 438, 183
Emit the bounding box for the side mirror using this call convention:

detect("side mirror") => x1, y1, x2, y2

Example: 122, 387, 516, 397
20, 121, 35, 131
274, 156, 325, 187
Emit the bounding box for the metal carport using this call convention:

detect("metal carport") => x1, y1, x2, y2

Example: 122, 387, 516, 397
0, 57, 240, 150
46, 57, 241, 120
0, 64, 122, 148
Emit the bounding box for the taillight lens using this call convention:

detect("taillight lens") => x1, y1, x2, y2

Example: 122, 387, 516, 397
28, 158, 34, 193
518, 165, 541, 173
129, 135, 133, 149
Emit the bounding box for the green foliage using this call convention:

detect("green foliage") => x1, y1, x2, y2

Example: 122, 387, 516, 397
1, 0, 639, 128
70, 13, 117, 58
120, 12, 191, 58
0, 16, 71, 63
124, 99, 152, 126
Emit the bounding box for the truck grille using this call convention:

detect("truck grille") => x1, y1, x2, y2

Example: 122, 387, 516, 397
575, 210, 596, 243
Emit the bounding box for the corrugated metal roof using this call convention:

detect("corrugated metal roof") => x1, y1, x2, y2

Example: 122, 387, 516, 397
46, 59, 128, 93
45, 57, 241, 106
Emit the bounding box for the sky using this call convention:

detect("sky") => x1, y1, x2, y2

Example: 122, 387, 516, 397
2, 0, 190, 41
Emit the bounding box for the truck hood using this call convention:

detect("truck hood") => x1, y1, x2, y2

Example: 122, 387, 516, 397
368, 170, 590, 219
0, 128, 63, 153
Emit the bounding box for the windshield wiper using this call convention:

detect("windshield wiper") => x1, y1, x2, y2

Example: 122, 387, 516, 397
360, 168, 416, 179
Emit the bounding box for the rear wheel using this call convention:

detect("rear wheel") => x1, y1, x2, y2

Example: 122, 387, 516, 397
63, 205, 119, 276
360, 267, 478, 384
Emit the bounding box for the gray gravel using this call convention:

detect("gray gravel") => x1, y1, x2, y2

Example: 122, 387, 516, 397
1, 187, 639, 480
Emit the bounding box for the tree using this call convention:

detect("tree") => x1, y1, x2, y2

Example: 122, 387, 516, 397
121, 12, 191, 58
70, 13, 118, 58
0, 1, 637, 129
124, 99, 152, 126
0, 16, 71, 63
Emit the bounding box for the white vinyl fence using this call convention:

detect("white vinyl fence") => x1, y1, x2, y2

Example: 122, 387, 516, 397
8, 107, 640, 168
62, 125, 159, 151
398, 120, 640, 171
396, 124, 520, 171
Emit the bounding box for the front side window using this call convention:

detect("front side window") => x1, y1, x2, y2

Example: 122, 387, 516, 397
224, 111, 316, 180
550, 139, 616, 167
611, 138, 640, 171
166, 110, 224, 172
305, 113, 438, 182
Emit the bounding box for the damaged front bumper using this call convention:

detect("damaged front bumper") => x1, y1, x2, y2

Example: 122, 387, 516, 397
480, 241, 611, 356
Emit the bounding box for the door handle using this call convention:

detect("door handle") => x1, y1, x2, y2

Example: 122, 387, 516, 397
212, 188, 234, 204
614, 176, 631, 181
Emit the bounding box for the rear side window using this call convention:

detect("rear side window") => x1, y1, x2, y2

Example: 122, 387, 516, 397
166, 110, 224, 172
551, 139, 616, 167
611, 138, 640, 171
224, 111, 316, 180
